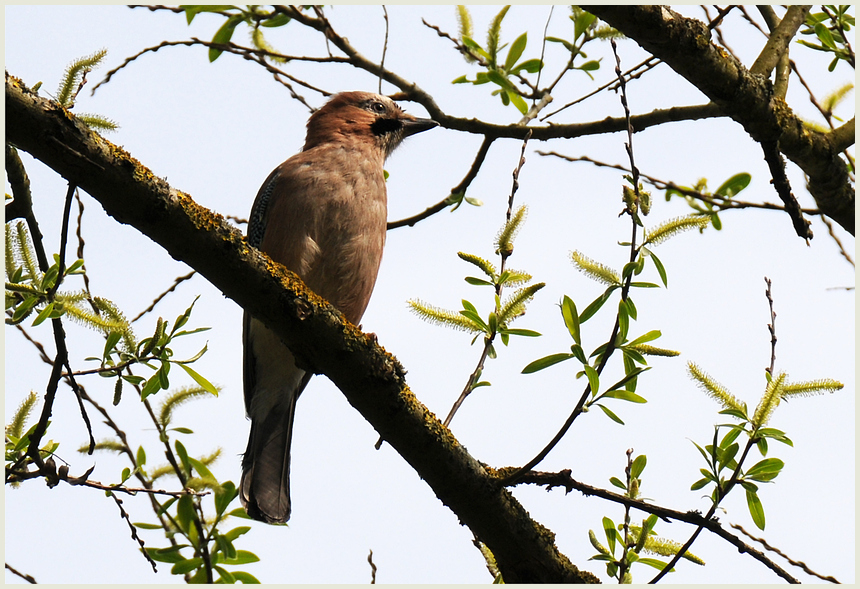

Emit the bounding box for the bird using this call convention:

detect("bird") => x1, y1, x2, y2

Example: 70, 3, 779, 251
240, 91, 437, 524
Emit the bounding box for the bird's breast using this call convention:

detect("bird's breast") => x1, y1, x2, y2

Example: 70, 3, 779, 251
258, 145, 389, 324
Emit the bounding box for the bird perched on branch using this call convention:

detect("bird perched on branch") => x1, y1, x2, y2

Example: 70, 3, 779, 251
240, 91, 437, 523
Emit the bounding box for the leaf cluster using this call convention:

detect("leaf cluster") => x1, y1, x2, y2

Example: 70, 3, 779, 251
688, 362, 843, 529
139, 440, 261, 583
451, 6, 544, 114
663, 173, 751, 231
591, 456, 703, 582
183, 5, 296, 63
799, 6, 855, 71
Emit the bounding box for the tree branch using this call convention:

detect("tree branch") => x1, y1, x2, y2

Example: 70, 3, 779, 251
581, 5, 855, 235
5, 71, 597, 584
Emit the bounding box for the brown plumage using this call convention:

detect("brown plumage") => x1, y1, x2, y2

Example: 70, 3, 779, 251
241, 91, 437, 523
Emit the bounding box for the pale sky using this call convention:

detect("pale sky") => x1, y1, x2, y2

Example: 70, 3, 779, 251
5, 4, 855, 584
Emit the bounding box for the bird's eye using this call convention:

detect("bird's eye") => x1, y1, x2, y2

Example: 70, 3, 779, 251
369, 101, 386, 114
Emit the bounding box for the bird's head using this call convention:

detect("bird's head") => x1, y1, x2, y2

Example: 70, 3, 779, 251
303, 91, 438, 157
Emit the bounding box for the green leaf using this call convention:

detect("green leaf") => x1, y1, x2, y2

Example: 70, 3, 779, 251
214, 481, 238, 516
187, 456, 215, 481
486, 69, 515, 91
609, 476, 626, 490
214, 565, 235, 584
511, 58, 542, 74
631, 454, 647, 478
718, 425, 743, 448
561, 295, 581, 344
602, 516, 617, 554
580, 286, 616, 323
546, 36, 574, 52
601, 389, 647, 404
183, 5, 233, 25
690, 477, 710, 491
178, 363, 219, 396
574, 11, 597, 41
209, 15, 244, 63
508, 90, 528, 114
231, 571, 261, 583
595, 403, 624, 425
465, 276, 493, 286
757, 427, 793, 447
140, 374, 163, 401
522, 352, 573, 374
223, 525, 252, 542
649, 250, 668, 287
502, 328, 541, 337
746, 488, 766, 530
176, 495, 196, 535
577, 59, 600, 71
136, 445, 146, 468
617, 300, 629, 339
626, 328, 661, 348
583, 365, 600, 394
146, 545, 188, 564
175, 439, 192, 474
261, 12, 292, 28
222, 550, 261, 565
715, 173, 751, 197
637, 557, 672, 571
31, 302, 55, 326
505, 32, 528, 72
171, 557, 203, 575
570, 343, 587, 364
716, 442, 739, 471
745, 458, 784, 482
814, 22, 837, 49
133, 522, 163, 530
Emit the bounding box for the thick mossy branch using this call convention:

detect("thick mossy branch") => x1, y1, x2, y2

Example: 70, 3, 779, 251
6, 73, 597, 583
581, 5, 855, 235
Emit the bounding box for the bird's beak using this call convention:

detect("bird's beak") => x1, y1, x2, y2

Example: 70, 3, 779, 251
401, 116, 439, 137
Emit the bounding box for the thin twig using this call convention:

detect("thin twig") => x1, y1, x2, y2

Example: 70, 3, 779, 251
5, 564, 36, 584
505, 468, 799, 583
443, 130, 532, 428
379, 6, 389, 95
367, 549, 377, 584
388, 136, 496, 230
132, 270, 196, 323
730, 523, 840, 583
760, 141, 812, 240
538, 152, 822, 216
109, 491, 158, 573
540, 56, 661, 121
764, 277, 777, 376
820, 215, 854, 267
503, 39, 643, 484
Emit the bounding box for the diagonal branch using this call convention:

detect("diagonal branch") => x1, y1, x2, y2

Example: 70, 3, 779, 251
5, 71, 597, 585
581, 5, 855, 236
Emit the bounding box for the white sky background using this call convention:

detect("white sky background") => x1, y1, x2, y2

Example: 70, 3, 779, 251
4, 4, 855, 584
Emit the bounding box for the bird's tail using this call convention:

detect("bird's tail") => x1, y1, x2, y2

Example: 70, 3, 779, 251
240, 393, 299, 524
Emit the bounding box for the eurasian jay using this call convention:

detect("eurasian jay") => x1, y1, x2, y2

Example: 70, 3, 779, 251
241, 91, 437, 523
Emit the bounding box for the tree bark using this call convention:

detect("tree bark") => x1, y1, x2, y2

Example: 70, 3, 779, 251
582, 5, 855, 236
5, 72, 599, 584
